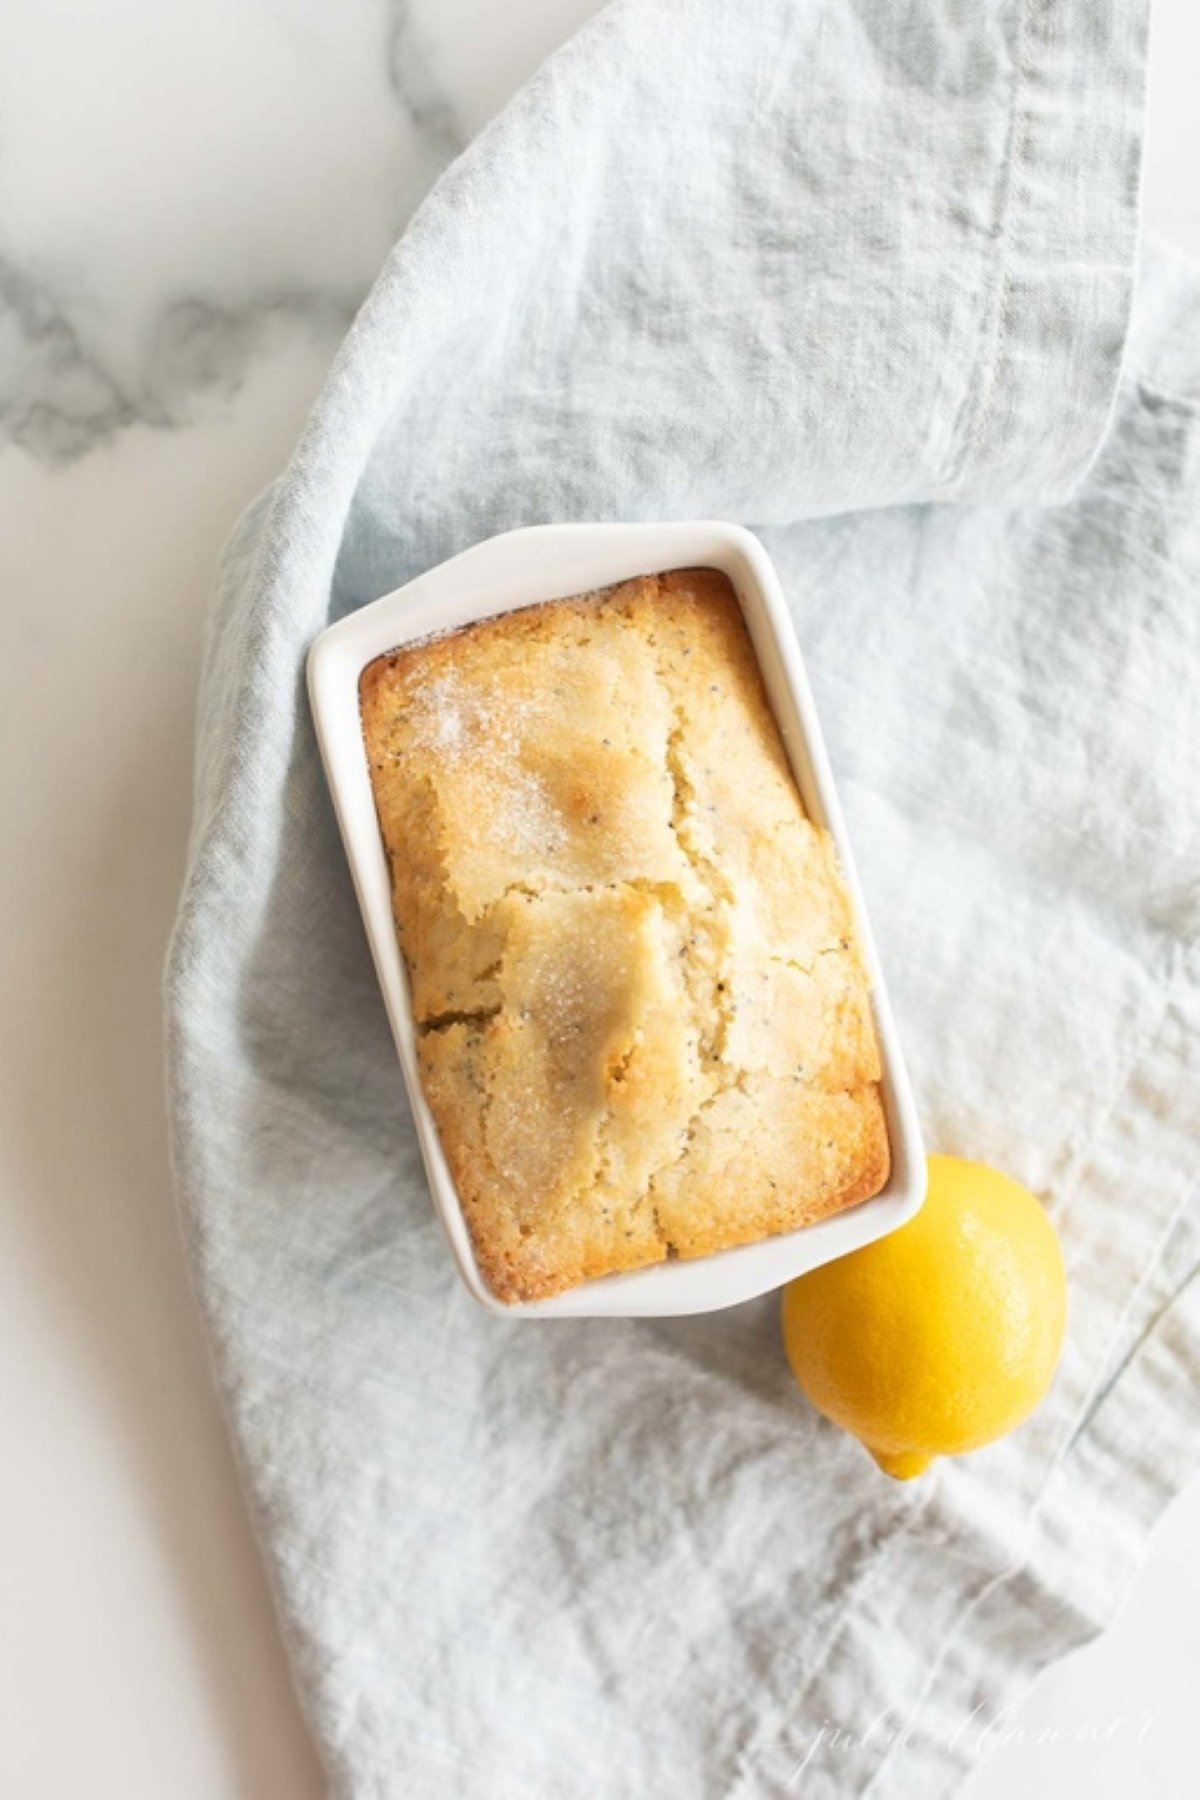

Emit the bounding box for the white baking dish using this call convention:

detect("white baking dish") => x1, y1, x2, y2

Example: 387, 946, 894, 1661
307, 521, 926, 1317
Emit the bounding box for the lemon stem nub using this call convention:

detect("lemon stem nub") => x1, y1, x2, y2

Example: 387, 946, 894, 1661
870, 1447, 934, 1481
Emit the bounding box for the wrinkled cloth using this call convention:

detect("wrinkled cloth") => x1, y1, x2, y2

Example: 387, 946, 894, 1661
166, 1, 1200, 1794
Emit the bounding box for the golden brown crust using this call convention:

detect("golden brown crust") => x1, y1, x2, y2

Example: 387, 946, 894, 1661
361, 569, 889, 1301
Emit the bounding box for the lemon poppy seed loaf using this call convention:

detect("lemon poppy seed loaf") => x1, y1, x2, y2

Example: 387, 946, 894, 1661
359, 568, 889, 1302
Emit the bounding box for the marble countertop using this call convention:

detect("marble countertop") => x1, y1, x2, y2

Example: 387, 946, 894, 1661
2, 3, 1197, 1795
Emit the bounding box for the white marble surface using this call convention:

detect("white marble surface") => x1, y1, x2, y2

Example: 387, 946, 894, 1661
1, 3, 1197, 1796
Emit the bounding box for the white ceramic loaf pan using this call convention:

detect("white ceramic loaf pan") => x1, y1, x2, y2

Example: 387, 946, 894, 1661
308, 521, 926, 1318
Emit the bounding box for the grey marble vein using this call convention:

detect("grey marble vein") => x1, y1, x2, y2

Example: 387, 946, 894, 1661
3, 4, 467, 463
0, 257, 134, 460
0, 268, 353, 463
385, 0, 468, 162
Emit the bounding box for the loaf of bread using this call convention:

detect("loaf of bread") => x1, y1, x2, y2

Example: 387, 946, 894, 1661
359, 568, 889, 1301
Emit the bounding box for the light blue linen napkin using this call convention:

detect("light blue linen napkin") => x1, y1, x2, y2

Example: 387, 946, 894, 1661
168, 1, 1200, 1793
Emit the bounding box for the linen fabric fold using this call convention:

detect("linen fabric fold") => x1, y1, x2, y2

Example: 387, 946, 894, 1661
168, 1, 1200, 1794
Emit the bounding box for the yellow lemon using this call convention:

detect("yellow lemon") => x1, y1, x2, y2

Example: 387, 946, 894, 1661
780, 1155, 1066, 1479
